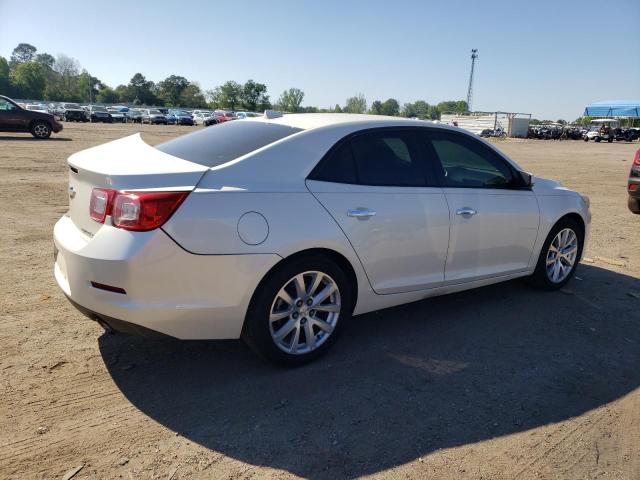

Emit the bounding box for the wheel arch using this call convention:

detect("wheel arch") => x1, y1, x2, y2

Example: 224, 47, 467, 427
559, 212, 586, 235
28, 118, 52, 130
244, 247, 359, 332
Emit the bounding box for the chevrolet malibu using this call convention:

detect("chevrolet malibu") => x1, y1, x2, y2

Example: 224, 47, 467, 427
53, 114, 591, 365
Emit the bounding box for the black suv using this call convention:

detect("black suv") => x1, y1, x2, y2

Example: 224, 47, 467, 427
0, 95, 63, 139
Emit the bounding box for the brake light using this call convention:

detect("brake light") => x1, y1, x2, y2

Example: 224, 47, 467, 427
633, 149, 640, 166
89, 188, 114, 223
89, 188, 188, 231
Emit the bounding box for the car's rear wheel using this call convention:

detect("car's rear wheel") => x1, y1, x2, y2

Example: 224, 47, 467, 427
30, 121, 52, 139
629, 196, 640, 214
242, 254, 352, 366
528, 218, 583, 290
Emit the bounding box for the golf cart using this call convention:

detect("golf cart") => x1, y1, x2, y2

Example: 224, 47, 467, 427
583, 119, 619, 142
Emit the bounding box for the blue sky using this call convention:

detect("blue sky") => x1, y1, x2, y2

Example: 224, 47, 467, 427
1, 0, 638, 119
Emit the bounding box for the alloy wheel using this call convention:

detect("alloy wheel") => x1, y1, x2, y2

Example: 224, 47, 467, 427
33, 124, 50, 138
546, 228, 578, 283
269, 271, 341, 355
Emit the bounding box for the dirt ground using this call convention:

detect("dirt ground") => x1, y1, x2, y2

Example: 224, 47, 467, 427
1, 122, 639, 480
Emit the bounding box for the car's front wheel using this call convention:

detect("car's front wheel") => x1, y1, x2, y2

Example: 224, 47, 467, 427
629, 196, 640, 214
529, 218, 583, 290
242, 254, 352, 366
30, 121, 52, 139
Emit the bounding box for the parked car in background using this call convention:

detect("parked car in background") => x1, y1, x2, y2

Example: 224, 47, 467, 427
88, 106, 113, 123
107, 107, 126, 123
141, 109, 168, 125
192, 112, 212, 125
235, 111, 262, 119
61, 103, 88, 122
0, 95, 63, 139
126, 109, 144, 123
214, 110, 236, 123
169, 110, 194, 126
165, 112, 177, 125
203, 115, 220, 127
628, 148, 640, 214
53, 114, 591, 365
25, 104, 49, 114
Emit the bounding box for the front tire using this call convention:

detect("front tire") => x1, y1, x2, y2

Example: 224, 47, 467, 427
30, 121, 52, 139
629, 196, 640, 214
528, 218, 583, 290
242, 254, 352, 366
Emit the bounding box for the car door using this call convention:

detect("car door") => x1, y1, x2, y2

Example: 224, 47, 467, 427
422, 129, 540, 283
0, 98, 25, 132
306, 128, 450, 295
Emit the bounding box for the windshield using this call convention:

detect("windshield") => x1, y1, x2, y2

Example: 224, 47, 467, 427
26, 105, 43, 110
65, 104, 81, 109
149, 109, 162, 114
156, 121, 302, 167
93, 106, 107, 112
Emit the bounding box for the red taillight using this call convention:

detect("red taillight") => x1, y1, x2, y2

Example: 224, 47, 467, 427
90, 188, 188, 231
630, 183, 638, 192
90, 188, 114, 223
633, 149, 640, 166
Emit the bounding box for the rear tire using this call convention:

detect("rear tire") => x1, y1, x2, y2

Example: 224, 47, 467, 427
629, 196, 640, 214
528, 218, 584, 290
242, 254, 352, 366
30, 121, 52, 139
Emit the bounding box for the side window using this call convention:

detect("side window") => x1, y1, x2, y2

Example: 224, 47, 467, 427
310, 130, 433, 186
428, 131, 516, 188
310, 140, 358, 184
350, 131, 426, 186
0, 99, 17, 111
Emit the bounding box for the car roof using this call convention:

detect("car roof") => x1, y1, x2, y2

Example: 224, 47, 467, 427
248, 113, 452, 132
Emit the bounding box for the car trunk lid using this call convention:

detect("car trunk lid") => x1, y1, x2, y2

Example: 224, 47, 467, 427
67, 133, 208, 236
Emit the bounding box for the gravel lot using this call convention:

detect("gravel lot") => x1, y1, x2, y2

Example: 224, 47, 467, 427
1, 123, 639, 480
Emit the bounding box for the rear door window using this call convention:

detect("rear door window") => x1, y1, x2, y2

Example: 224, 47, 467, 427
309, 129, 436, 187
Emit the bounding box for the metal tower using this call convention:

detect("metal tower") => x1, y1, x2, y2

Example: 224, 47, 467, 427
466, 49, 478, 112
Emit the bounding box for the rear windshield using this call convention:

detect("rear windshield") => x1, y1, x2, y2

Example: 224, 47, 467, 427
156, 120, 302, 167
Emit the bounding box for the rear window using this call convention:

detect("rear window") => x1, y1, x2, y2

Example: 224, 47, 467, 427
156, 121, 303, 167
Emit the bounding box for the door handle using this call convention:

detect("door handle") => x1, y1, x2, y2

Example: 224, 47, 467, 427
456, 207, 477, 216
347, 208, 376, 219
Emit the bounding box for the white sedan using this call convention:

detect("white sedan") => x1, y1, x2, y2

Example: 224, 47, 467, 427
53, 113, 590, 365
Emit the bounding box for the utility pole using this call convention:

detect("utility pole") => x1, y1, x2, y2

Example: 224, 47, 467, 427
466, 49, 478, 112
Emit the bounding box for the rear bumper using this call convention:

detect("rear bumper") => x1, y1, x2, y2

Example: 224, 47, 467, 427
53, 215, 281, 339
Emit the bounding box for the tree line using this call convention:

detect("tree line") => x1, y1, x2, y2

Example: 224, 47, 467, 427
1, 43, 468, 118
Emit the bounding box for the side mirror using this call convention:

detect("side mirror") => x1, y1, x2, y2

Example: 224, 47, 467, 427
520, 171, 534, 188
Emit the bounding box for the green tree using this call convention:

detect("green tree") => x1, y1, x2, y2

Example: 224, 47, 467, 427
78, 71, 101, 103
157, 75, 189, 106
402, 100, 434, 119
10, 62, 46, 98
436, 100, 468, 114
380, 98, 400, 116
333, 104, 342, 113
207, 80, 242, 109
241, 79, 270, 111
96, 85, 119, 104
11, 43, 37, 63
277, 87, 305, 112
127, 73, 157, 105
179, 83, 207, 108
35, 53, 55, 69
0, 56, 10, 95
344, 93, 367, 114
369, 100, 383, 115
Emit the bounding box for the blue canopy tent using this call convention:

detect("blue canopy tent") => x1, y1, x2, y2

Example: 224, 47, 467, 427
584, 100, 640, 118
